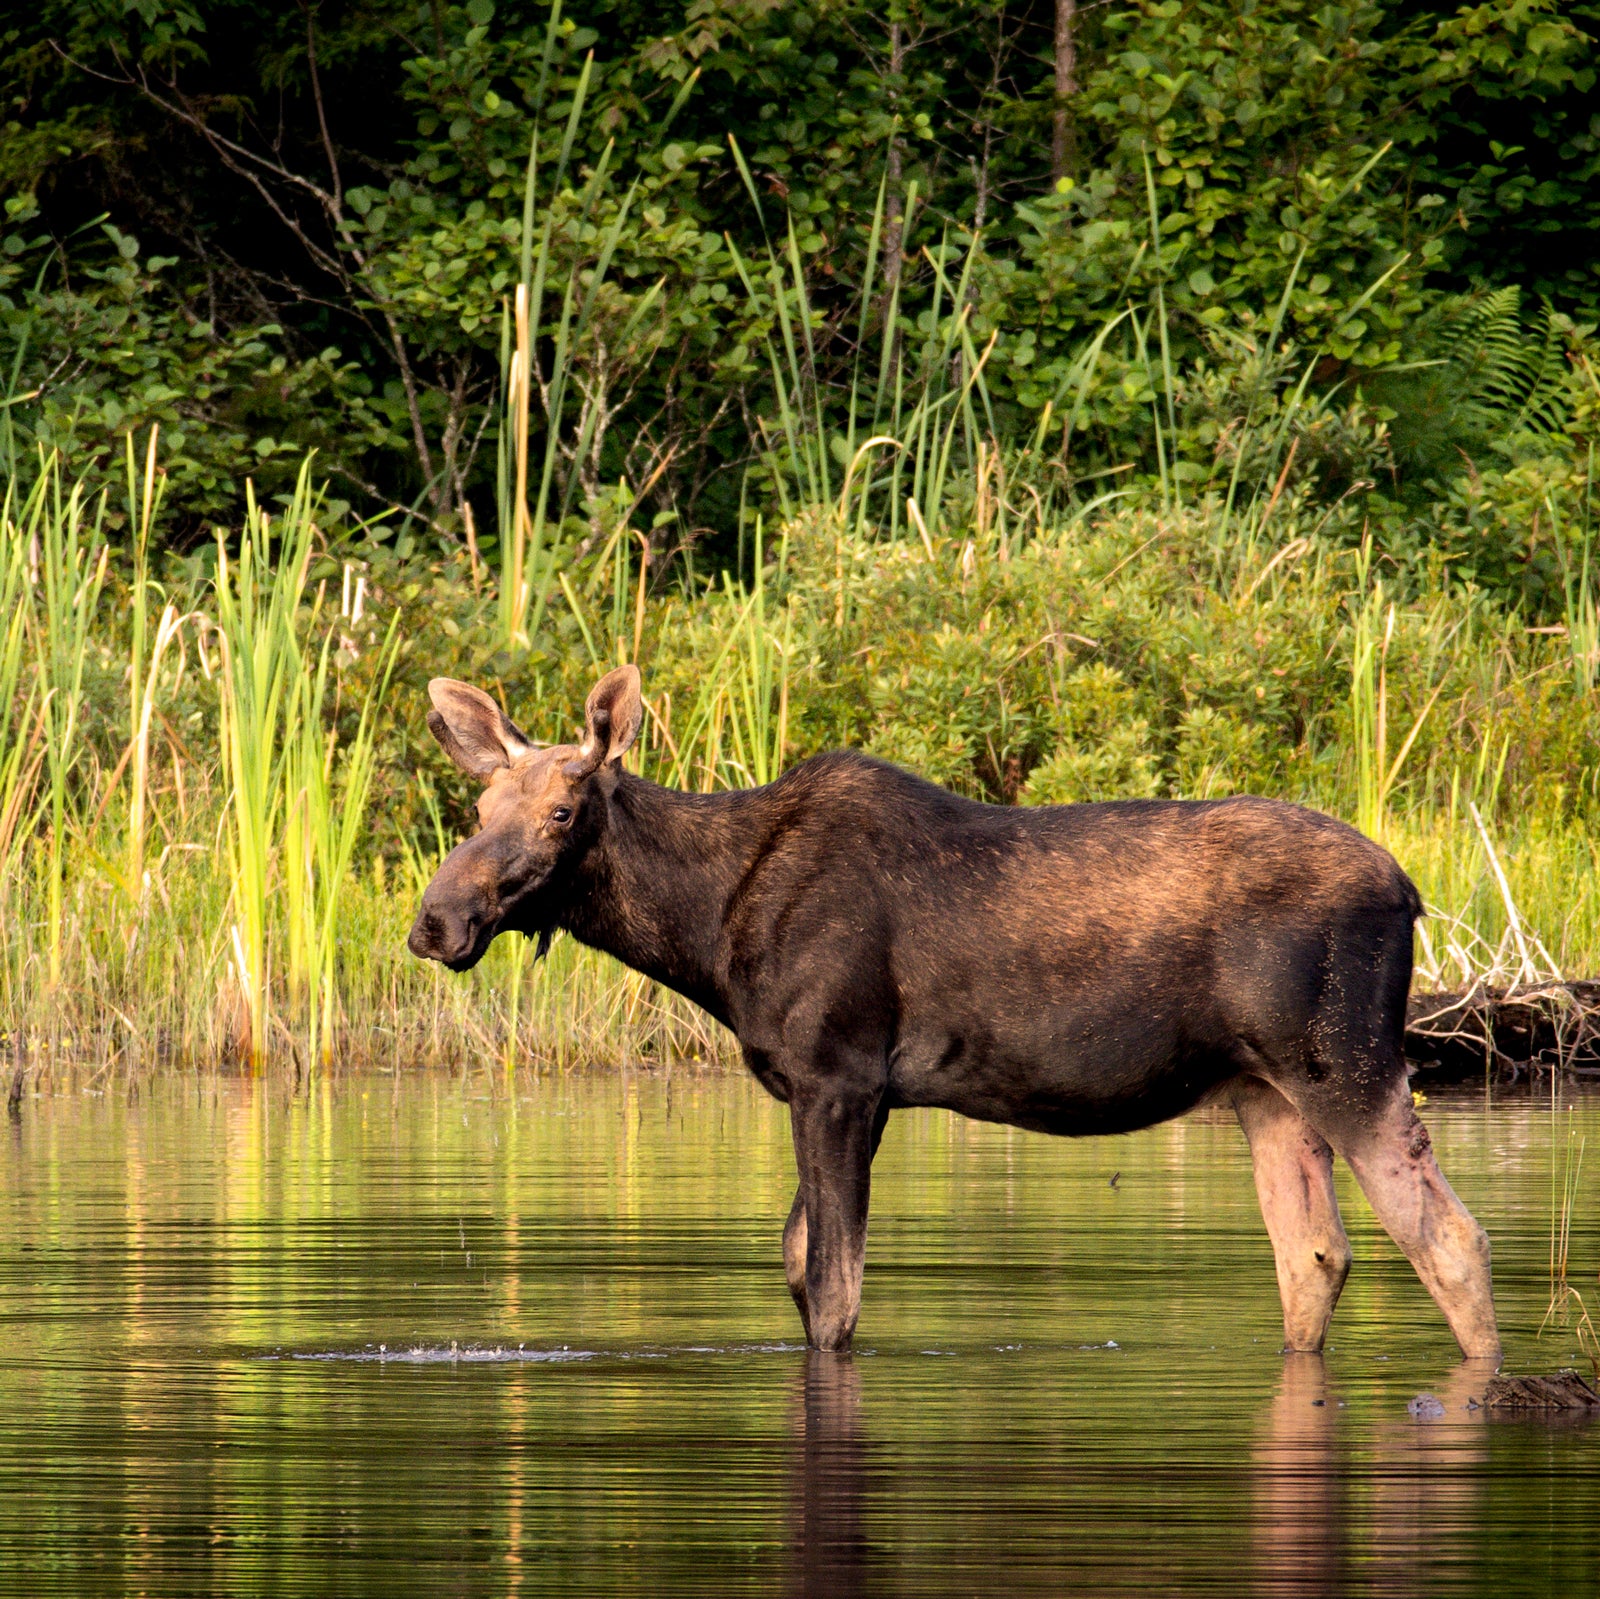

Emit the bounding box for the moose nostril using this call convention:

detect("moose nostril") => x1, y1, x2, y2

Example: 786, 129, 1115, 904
408, 908, 448, 958
409, 904, 482, 963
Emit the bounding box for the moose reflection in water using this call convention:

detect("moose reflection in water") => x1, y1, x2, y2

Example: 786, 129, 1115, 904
781, 1350, 1497, 1599
409, 665, 1500, 1359
1249, 1355, 1497, 1597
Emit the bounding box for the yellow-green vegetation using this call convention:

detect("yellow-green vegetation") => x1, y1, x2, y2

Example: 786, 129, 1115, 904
4, 413, 1600, 1076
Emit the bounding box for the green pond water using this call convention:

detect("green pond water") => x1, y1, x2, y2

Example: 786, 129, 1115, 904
0, 1071, 1596, 1597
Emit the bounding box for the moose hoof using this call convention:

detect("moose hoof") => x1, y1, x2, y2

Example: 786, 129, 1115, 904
807, 1322, 856, 1354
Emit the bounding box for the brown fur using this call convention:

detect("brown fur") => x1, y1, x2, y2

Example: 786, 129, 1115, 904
409, 666, 1501, 1358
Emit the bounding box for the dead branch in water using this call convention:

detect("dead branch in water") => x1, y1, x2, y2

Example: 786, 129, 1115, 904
1406, 982, 1600, 1082
1484, 1372, 1600, 1411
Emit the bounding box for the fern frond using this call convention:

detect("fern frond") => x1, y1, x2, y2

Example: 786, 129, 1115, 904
1430, 287, 1572, 441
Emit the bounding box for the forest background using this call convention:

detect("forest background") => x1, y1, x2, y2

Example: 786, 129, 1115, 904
3, 0, 1600, 1071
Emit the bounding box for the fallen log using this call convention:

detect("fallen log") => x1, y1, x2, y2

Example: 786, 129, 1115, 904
1405, 982, 1600, 1083
1484, 1373, 1600, 1412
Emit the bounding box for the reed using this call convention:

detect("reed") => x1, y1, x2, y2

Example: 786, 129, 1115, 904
286, 580, 402, 1067
649, 536, 792, 794
495, 28, 656, 651
22, 463, 109, 992
1540, 1112, 1599, 1380
212, 474, 320, 1063
724, 152, 1008, 552
1348, 540, 1446, 847
1553, 484, 1600, 696
0, 480, 39, 896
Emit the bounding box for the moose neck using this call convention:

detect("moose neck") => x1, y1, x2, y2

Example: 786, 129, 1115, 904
559, 771, 766, 1023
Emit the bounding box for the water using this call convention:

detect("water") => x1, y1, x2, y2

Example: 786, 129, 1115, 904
1, 1072, 1596, 1597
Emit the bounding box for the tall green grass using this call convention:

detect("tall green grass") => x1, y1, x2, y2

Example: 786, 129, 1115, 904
1, 455, 426, 1075
492, 6, 685, 652
212, 477, 314, 1065
210, 467, 404, 1067
29, 468, 108, 990
2, 446, 1599, 1080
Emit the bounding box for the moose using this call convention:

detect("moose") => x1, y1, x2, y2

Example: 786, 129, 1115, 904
409, 665, 1500, 1360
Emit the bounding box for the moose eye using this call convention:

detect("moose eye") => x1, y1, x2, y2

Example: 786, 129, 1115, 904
550, 806, 572, 826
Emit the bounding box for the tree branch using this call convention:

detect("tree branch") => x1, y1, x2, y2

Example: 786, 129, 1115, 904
302, 3, 345, 214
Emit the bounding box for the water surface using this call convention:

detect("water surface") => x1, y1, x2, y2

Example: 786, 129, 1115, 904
1, 1072, 1596, 1596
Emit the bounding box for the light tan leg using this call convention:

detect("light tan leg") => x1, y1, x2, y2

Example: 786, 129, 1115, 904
1330, 1083, 1500, 1360
1234, 1077, 1353, 1353
784, 1188, 812, 1343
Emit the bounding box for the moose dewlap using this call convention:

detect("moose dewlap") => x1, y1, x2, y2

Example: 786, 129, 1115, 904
409, 665, 1500, 1359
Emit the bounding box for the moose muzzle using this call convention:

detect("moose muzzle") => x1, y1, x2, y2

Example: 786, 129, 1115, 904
407, 904, 479, 968
408, 864, 499, 969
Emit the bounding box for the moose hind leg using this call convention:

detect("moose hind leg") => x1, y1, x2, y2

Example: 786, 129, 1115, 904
1329, 1081, 1500, 1360
1233, 1076, 1352, 1353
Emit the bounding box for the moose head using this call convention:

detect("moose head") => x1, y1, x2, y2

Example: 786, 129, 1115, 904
407, 665, 643, 971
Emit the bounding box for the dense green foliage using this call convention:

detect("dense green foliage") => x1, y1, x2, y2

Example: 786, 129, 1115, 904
2, 0, 1598, 604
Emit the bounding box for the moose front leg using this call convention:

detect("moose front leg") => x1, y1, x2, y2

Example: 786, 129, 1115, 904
783, 1188, 812, 1343
787, 1083, 889, 1352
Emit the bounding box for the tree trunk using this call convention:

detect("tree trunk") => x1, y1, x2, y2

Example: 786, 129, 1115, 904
882, 20, 907, 292
1052, 0, 1078, 184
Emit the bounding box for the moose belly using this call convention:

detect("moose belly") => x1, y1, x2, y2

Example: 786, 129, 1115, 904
888, 1002, 1238, 1138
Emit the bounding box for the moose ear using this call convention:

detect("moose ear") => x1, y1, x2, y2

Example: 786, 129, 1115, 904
565, 664, 643, 779
426, 679, 535, 779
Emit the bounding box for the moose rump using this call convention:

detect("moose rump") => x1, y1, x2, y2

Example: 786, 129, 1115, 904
409, 666, 1500, 1361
